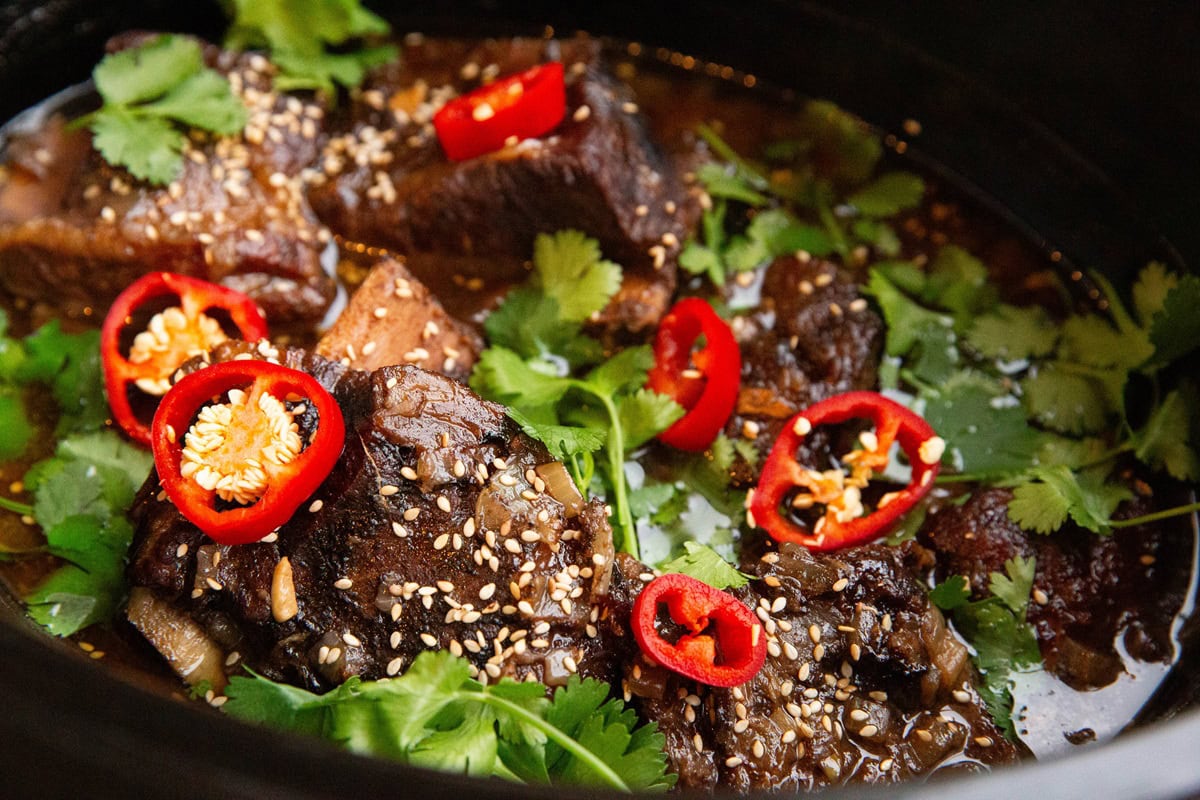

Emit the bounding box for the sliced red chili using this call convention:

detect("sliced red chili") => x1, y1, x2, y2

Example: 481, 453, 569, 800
433, 62, 566, 161
101, 272, 268, 446
748, 391, 943, 551
150, 360, 344, 545
646, 297, 742, 451
633, 573, 766, 687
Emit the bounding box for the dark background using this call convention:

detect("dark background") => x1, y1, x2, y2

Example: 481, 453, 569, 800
835, 1, 1200, 271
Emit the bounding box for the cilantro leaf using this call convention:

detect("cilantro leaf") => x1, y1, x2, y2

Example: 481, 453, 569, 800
1131, 261, 1177, 326
1146, 272, 1200, 368
1134, 385, 1200, 481
140, 70, 253, 134
846, 171, 925, 217
92, 34, 204, 105
225, 0, 397, 97
0, 389, 33, 460
940, 556, 1040, 740
658, 541, 750, 589
618, 389, 684, 451
678, 241, 726, 287
865, 269, 955, 357
1059, 314, 1152, 371
1007, 465, 1133, 535
928, 575, 970, 610
966, 304, 1060, 360
921, 373, 1043, 475
506, 408, 607, 462
543, 676, 674, 791
85, 35, 248, 184
224, 651, 674, 791
532, 230, 623, 323
1007, 478, 1070, 535
1022, 362, 1118, 436
922, 246, 996, 318
584, 346, 654, 398
470, 347, 573, 409
989, 555, 1036, 615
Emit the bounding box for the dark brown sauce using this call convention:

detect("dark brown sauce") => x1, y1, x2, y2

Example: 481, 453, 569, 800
0, 34, 1194, 770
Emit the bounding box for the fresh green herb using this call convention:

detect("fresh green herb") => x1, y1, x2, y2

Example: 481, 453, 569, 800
22, 430, 153, 636
470, 231, 684, 558
0, 314, 153, 636
222, 650, 675, 791
81, 35, 248, 184
224, 0, 398, 98
874, 256, 1200, 535
930, 557, 1040, 739
683, 108, 921, 289
659, 541, 751, 589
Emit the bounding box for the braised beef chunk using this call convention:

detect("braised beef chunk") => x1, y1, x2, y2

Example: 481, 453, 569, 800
728, 254, 884, 481
0, 36, 335, 324
306, 36, 690, 333
127, 342, 634, 691
920, 488, 1190, 688
315, 257, 482, 381
625, 543, 1015, 791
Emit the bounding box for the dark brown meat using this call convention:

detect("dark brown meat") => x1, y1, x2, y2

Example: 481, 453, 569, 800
315, 257, 481, 381
0, 35, 335, 324
920, 487, 1191, 688
126, 342, 634, 691
624, 542, 1016, 791
306, 36, 691, 334
727, 254, 885, 482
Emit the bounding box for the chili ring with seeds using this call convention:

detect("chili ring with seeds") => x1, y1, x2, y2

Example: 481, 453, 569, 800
748, 391, 943, 551
632, 572, 767, 687
151, 360, 345, 545
101, 272, 269, 446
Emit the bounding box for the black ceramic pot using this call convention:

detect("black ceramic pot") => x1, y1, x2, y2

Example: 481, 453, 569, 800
1, 2, 1197, 798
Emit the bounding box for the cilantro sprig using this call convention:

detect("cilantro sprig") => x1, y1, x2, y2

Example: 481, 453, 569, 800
470, 231, 683, 559
929, 556, 1041, 739
870, 255, 1200, 536
0, 313, 152, 636
82, 35, 249, 185
222, 650, 675, 791
680, 108, 922, 289
659, 541, 751, 589
224, 0, 398, 97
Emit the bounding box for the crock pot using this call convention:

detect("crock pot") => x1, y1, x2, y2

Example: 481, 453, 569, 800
1, 1, 1196, 797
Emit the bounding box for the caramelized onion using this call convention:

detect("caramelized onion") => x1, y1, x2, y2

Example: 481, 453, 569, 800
126, 587, 227, 691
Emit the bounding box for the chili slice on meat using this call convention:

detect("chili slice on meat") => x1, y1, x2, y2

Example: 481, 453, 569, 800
101, 272, 268, 446
646, 297, 741, 451
433, 61, 567, 161
151, 360, 344, 545
748, 391, 943, 551
632, 573, 766, 688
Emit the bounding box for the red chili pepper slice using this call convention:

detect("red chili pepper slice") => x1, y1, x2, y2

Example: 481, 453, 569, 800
748, 391, 943, 551
646, 298, 742, 451
433, 62, 567, 161
150, 360, 344, 545
632, 573, 766, 687
101, 272, 269, 446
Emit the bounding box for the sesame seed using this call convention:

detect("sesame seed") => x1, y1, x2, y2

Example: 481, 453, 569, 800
975, 736, 994, 747
693, 733, 704, 752
403, 507, 421, 521
733, 719, 750, 733
380, 484, 400, 496
400, 466, 418, 481
420, 633, 438, 647
391, 521, 408, 537
206, 578, 223, 591
953, 689, 971, 703
880, 757, 894, 772
573, 105, 592, 122
308, 499, 324, 513
832, 577, 849, 592
915, 729, 933, 742
433, 533, 450, 550
436, 495, 452, 512
333, 577, 353, 590
1033, 588, 1049, 605
725, 756, 743, 768
859, 724, 879, 738
813, 644, 826, 660
342, 632, 362, 647
808, 624, 822, 644
176, 544, 188, 558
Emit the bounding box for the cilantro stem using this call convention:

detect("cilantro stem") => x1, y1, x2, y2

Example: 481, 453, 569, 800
0, 496, 33, 516
815, 196, 849, 257
469, 690, 632, 793
696, 123, 769, 188
1109, 500, 1200, 529
563, 379, 638, 558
